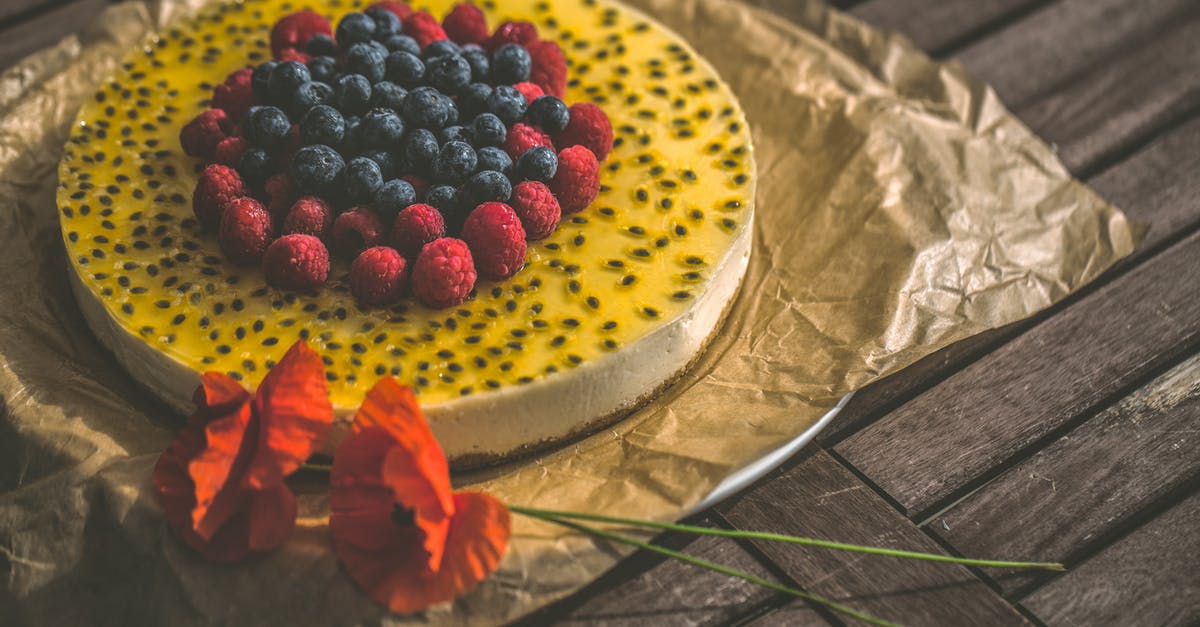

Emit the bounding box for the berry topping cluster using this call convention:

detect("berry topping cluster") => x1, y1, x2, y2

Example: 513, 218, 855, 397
180, 2, 611, 309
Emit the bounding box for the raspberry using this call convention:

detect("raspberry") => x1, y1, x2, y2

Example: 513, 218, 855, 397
211, 69, 255, 120
179, 109, 231, 159
402, 11, 448, 50
554, 102, 613, 161
509, 181, 561, 240
503, 123, 553, 161
270, 10, 332, 59
282, 196, 334, 240
213, 136, 249, 167
263, 173, 297, 220
443, 3, 488, 46
391, 203, 446, 258
263, 234, 330, 290
512, 81, 544, 104
485, 21, 537, 52
332, 207, 386, 258
366, 1, 414, 19
527, 40, 566, 98
411, 238, 476, 309
276, 47, 312, 64
401, 174, 429, 200
550, 145, 600, 215
218, 197, 273, 265
193, 164, 246, 230
460, 202, 526, 280
350, 246, 409, 306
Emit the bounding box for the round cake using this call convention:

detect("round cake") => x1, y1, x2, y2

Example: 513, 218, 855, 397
57, 0, 755, 467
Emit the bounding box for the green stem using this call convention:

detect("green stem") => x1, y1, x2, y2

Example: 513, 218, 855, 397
300, 461, 333, 473
509, 505, 1064, 572
522, 510, 900, 627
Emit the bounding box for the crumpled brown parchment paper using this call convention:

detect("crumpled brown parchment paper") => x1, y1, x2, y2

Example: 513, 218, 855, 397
0, 0, 1136, 624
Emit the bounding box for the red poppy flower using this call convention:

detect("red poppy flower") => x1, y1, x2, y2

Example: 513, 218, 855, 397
331, 378, 510, 613
153, 341, 332, 562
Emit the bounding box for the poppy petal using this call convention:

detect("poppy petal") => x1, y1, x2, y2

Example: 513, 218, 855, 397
245, 341, 332, 490
246, 484, 298, 551
187, 374, 255, 540
382, 444, 451, 572
374, 492, 511, 614
356, 378, 455, 519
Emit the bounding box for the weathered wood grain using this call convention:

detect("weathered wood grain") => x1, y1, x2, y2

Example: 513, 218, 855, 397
931, 353, 1200, 594
0, 0, 61, 27
0, 0, 111, 72
851, 0, 1045, 54
836, 230, 1200, 517
743, 600, 830, 626
957, 0, 1195, 108
1016, 8, 1200, 174
516, 523, 792, 626
1021, 489, 1200, 626
719, 451, 1029, 626
822, 110, 1200, 444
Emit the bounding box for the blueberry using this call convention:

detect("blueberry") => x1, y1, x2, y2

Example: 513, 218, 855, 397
422, 40, 462, 60
369, 81, 408, 111
341, 116, 363, 154
252, 61, 278, 100
434, 141, 477, 184
290, 81, 334, 117
425, 54, 472, 95
359, 149, 399, 179
515, 146, 558, 182
385, 51, 425, 87
268, 61, 311, 104
486, 85, 527, 125
462, 170, 512, 207
244, 106, 291, 149
336, 74, 373, 116
471, 113, 507, 147
461, 45, 490, 81
527, 96, 570, 134
403, 129, 439, 174
307, 55, 338, 83
374, 178, 417, 220
345, 157, 384, 205
344, 43, 387, 83
490, 43, 531, 84
291, 144, 346, 194
439, 125, 473, 145
238, 147, 274, 184
336, 12, 376, 49
401, 86, 451, 129
360, 108, 406, 149
458, 83, 493, 120
305, 34, 338, 57
300, 105, 345, 146
476, 146, 513, 176
441, 93, 460, 125
365, 7, 402, 39
383, 34, 420, 55
424, 184, 463, 225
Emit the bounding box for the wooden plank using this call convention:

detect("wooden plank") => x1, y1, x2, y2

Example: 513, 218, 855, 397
1021, 489, 1200, 626
0, 0, 61, 26
0, 0, 110, 72
851, 0, 1045, 55
931, 352, 1200, 594
957, 0, 1195, 108
836, 229, 1200, 517
822, 111, 1200, 444
517, 522, 793, 626
718, 451, 1029, 626
743, 600, 829, 626
1016, 9, 1200, 174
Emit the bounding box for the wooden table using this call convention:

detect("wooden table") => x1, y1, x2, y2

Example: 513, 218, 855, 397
7, 0, 1198, 624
